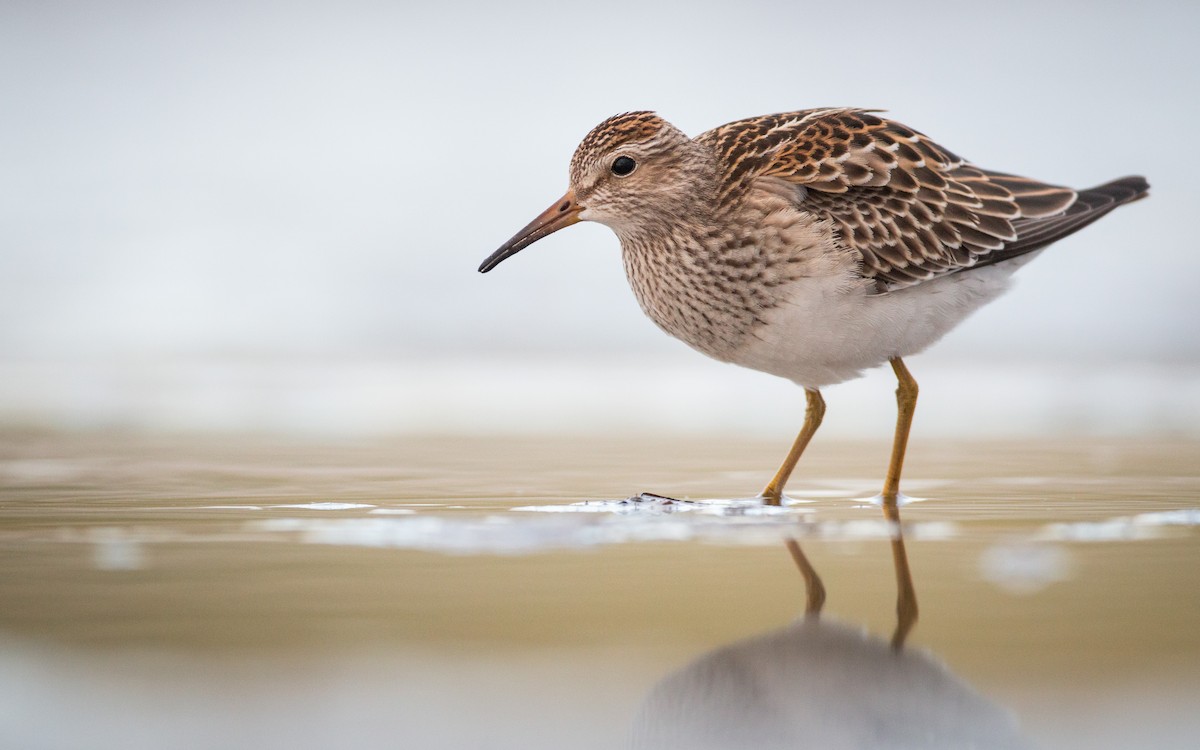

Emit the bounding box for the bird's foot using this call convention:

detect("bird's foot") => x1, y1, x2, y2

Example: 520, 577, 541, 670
864, 491, 921, 507
756, 490, 809, 507
624, 492, 691, 506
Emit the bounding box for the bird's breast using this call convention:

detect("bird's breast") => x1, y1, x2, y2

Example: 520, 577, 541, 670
618, 210, 850, 364
620, 240, 763, 361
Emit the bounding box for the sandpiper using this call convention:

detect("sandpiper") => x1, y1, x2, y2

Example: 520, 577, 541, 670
479, 109, 1148, 505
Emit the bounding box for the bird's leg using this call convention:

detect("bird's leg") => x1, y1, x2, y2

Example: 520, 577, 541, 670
880, 357, 918, 502
882, 497, 919, 650
759, 388, 825, 506
878, 357, 919, 649
784, 538, 825, 619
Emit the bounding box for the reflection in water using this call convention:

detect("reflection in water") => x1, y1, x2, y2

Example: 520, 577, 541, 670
632, 500, 1033, 749
2, 434, 1198, 749
630, 617, 1034, 750
881, 497, 919, 651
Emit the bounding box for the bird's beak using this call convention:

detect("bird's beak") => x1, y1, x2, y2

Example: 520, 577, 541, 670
478, 190, 582, 273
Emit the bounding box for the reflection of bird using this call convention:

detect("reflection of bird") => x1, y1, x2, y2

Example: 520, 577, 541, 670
480, 109, 1148, 504
628, 617, 1035, 750
627, 468, 998, 747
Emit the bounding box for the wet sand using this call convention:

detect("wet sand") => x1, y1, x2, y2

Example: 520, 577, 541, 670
1, 431, 1198, 748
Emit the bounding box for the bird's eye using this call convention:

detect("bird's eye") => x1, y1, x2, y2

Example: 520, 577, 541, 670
611, 156, 637, 176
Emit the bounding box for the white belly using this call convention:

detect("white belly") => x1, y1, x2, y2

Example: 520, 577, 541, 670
730, 256, 1037, 388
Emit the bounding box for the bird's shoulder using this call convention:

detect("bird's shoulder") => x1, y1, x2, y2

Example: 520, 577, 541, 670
696, 108, 962, 196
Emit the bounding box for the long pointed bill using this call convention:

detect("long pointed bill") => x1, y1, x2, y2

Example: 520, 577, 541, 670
478, 190, 581, 273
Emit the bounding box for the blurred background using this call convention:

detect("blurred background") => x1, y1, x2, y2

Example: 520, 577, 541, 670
2, 0, 1197, 439
3, 6, 1200, 749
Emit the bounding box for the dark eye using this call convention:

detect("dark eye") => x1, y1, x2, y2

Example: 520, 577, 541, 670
611, 156, 637, 176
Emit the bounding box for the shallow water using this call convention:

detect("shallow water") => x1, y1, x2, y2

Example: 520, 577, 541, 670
1, 431, 1198, 749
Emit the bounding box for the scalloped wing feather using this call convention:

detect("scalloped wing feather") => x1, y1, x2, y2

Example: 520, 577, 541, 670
698, 109, 1145, 290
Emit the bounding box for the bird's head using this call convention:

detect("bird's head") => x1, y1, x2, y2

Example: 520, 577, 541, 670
478, 112, 713, 273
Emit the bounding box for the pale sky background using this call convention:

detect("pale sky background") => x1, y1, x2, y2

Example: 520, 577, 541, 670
1, 0, 1197, 435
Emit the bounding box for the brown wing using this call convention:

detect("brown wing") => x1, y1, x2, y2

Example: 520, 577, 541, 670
698, 109, 1148, 290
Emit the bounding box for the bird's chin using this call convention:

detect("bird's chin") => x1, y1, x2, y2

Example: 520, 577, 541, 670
582, 211, 634, 236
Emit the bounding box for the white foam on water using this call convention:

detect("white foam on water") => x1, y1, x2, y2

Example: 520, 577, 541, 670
513, 495, 810, 517
979, 542, 1073, 594
272, 502, 376, 511
1035, 508, 1200, 542
88, 528, 146, 571
241, 507, 959, 555
1133, 508, 1200, 526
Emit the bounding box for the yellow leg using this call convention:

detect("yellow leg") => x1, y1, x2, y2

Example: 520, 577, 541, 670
880, 358, 919, 648
760, 389, 825, 506
784, 538, 825, 618
882, 497, 919, 650
881, 357, 918, 502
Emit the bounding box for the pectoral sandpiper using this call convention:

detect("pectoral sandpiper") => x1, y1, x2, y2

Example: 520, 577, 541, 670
479, 108, 1148, 505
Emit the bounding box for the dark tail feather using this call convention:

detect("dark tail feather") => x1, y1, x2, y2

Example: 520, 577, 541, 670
976, 175, 1149, 266
1078, 175, 1150, 209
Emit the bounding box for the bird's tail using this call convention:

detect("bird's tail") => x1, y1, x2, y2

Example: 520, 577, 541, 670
976, 174, 1150, 264
1077, 175, 1150, 210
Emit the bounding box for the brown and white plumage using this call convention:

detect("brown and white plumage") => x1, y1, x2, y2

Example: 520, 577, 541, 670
697, 108, 1147, 290
480, 108, 1148, 506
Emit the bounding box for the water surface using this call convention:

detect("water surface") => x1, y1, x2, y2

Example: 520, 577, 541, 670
1, 432, 1197, 749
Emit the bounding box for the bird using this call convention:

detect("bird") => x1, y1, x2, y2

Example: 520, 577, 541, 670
478, 108, 1148, 506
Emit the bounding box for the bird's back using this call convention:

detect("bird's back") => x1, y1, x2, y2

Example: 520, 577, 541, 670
696, 109, 1149, 292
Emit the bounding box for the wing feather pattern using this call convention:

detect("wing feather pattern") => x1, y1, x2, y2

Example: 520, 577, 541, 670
697, 109, 1148, 290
